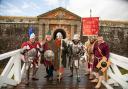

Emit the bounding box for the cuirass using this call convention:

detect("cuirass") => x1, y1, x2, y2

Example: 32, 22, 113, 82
72, 44, 80, 55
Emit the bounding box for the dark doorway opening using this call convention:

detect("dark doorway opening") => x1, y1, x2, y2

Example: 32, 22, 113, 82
53, 29, 66, 40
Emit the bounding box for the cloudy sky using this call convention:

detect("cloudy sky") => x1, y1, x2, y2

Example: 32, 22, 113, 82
0, 0, 128, 20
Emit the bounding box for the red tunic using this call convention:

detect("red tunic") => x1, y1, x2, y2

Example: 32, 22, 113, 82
55, 39, 61, 47
21, 41, 41, 50
21, 41, 41, 66
93, 42, 110, 69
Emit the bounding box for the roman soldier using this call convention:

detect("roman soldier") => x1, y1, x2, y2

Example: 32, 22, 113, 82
21, 27, 42, 85
53, 32, 67, 82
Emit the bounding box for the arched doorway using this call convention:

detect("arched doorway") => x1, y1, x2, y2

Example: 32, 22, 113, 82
53, 29, 66, 40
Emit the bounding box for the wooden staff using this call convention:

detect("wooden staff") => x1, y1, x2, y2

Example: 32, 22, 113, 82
58, 39, 62, 82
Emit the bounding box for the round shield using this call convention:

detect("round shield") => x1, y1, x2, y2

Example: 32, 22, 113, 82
44, 50, 54, 61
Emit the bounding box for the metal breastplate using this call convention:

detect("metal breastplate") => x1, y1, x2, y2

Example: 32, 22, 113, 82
72, 44, 80, 56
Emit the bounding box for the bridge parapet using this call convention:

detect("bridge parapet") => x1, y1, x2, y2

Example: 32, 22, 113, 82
0, 49, 128, 89
102, 53, 128, 89
0, 49, 24, 88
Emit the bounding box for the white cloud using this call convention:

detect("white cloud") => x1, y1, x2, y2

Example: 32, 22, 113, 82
22, 2, 29, 9
0, 2, 24, 16
44, 0, 68, 7
0, 0, 127, 20
44, 0, 59, 6
0, 1, 42, 16
21, 1, 41, 10
67, 0, 128, 20
28, 2, 41, 10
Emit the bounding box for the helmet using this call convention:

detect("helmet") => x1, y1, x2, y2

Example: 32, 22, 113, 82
56, 32, 63, 39
73, 34, 80, 40
88, 36, 96, 40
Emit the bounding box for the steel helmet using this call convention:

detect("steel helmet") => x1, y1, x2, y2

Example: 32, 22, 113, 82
56, 32, 63, 39
73, 34, 80, 40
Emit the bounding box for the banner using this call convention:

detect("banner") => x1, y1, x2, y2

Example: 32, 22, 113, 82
82, 17, 99, 36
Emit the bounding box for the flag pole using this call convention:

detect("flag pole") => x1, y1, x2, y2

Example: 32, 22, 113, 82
90, 9, 92, 17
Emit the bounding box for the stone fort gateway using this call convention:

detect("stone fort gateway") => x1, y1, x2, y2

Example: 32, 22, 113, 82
0, 7, 128, 57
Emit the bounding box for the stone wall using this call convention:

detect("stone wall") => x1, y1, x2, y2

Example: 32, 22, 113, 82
100, 20, 128, 57
0, 22, 39, 53
0, 16, 128, 57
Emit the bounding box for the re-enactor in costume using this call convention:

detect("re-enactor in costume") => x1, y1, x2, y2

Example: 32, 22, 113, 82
41, 31, 54, 80
91, 35, 110, 88
53, 32, 67, 82
68, 34, 85, 82
21, 27, 42, 85
86, 36, 97, 79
